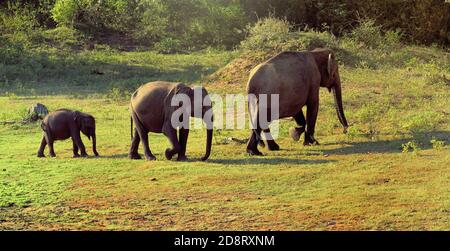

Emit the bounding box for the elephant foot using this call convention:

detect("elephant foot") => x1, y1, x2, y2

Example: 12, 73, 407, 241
145, 155, 156, 161
303, 134, 319, 146
146, 156, 156, 161
258, 140, 265, 148
37, 153, 45, 158
177, 155, 188, 161
267, 141, 280, 151
93, 151, 99, 157
73, 154, 80, 158
129, 152, 142, 160
80, 153, 89, 158
49, 153, 56, 158
247, 148, 263, 156
289, 127, 305, 142
165, 148, 173, 160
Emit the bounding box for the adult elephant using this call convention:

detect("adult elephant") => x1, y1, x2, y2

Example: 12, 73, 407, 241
246, 48, 349, 155
129, 81, 213, 161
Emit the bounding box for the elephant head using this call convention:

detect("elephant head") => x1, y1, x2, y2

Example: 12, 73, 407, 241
312, 48, 349, 133
176, 85, 214, 161
74, 111, 99, 156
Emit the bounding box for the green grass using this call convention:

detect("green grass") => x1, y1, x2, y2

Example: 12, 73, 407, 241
0, 45, 449, 230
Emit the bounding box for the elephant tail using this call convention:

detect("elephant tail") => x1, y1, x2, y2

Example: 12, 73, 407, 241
130, 115, 133, 141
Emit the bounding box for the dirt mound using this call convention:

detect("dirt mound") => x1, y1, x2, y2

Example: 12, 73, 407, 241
206, 50, 272, 89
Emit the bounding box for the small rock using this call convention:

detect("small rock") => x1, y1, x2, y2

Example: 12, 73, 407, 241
327, 221, 337, 226
151, 178, 157, 181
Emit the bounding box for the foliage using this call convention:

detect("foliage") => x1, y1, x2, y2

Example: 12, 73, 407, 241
346, 19, 402, 50
402, 141, 420, 154
430, 138, 445, 150
240, 17, 339, 52
2, 0, 448, 54
239, 0, 450, 45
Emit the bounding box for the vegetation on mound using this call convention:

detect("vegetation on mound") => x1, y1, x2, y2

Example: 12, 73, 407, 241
208, 18, 449, 88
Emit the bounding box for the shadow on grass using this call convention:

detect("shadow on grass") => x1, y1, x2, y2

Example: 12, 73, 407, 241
0, 49, 220, 96
100, 153, 334, 165
208, 157, 334, 165
320, 131, 449, 155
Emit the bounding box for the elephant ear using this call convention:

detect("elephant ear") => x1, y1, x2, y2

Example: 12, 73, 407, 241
175, 83, 193, 97
73, 111, 82, 128
327, 52, 338, 80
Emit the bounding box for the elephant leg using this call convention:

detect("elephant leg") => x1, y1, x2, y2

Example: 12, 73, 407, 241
72, 141, 80, 158
177, 128, 189, 161
44, 132, 56, 157
262, 129, 280, 151
163, 125, 181, 160
290, 110, 306, 141
71, 130, 88, 157
246, 126, 263, 156
304, 100, 319, 146
138, 132, 156, 161
129, 128, 142, 160
131, 113, 155, 161
37, 135, 46, 157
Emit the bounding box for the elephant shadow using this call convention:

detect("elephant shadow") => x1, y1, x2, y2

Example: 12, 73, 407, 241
100, 154, 334, 165
318, 131, 449, 155
208, 157, 335, 165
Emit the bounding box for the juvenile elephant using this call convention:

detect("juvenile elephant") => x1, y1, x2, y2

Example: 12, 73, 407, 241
129, 81, 213, 161
37, 109, 99, 158
246, 48, 349, 155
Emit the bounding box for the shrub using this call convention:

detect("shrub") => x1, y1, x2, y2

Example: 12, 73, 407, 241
346, 19, 402, 50
240, 17, 291, 51
402, 141, 419, 154
153, 38, 184, 54
240, 17, 339, 52
51, 0, 139, 34
430, 138, 445, 150
133, 0, 168, 46
0, 3, 38, 34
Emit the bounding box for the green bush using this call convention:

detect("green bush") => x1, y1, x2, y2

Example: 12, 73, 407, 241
402, 141, 419, 154
430, 138, 445, 150
346, 19, 402, 50
153, 38, 184, 54
133, 0, 168, 46
240, 17, 339, 52
51, 0, 138, 34
0, 5, 38, 34
240, 17, 291, 51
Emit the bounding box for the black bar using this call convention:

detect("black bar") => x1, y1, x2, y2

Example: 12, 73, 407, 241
0, 231, 448, 249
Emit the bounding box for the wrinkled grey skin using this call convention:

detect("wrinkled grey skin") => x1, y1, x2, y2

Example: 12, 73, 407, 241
129, 81, 213, 161
246, 48, 349, 155
37, 109, 99, 158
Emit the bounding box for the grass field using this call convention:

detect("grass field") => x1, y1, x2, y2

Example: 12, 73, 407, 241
0, 45, 449, 230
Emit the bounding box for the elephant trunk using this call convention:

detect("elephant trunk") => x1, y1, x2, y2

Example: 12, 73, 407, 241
201, 129, 213, 161
333, 81, 349, 133
92, 133, 99, 156
201, 115, 213, 161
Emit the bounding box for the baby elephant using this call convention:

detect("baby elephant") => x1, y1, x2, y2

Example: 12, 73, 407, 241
37, 109, 99, 158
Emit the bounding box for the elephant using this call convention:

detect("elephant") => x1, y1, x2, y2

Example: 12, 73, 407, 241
37, 109, 99, 158
246, 48, 349, 155
129, 81, 213, 161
